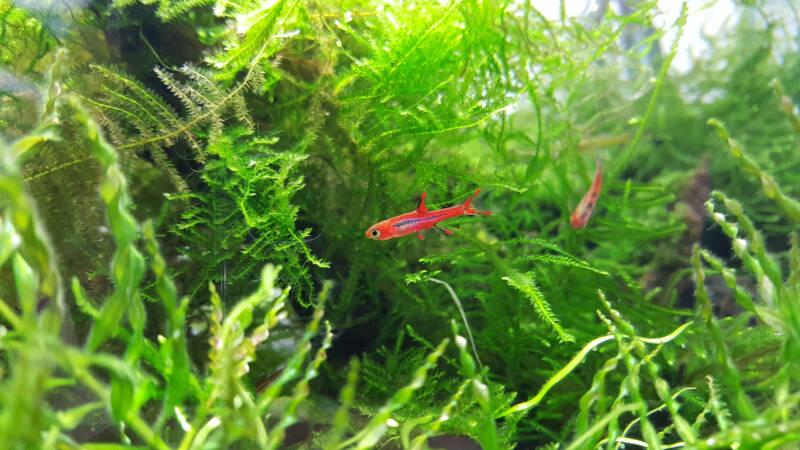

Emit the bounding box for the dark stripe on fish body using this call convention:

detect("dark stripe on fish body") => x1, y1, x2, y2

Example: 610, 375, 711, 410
393, 213, 446, 228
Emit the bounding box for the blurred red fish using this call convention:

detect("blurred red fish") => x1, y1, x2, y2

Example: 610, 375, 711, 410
570, 162, 602, 229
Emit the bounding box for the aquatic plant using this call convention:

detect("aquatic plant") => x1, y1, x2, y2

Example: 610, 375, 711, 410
0, 75, 483, 447
1, 0, 800, 448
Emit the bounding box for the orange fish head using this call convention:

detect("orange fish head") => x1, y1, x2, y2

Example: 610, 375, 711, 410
569, 213, 586, 230
365, 221, 391, 240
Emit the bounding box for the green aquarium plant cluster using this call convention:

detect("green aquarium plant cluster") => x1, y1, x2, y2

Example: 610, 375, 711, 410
1, 0, 800, 448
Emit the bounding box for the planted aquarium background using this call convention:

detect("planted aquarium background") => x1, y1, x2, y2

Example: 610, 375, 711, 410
2, 0, 800, 448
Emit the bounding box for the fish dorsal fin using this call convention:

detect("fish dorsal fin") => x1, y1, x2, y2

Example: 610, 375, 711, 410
416, 192, 428, 213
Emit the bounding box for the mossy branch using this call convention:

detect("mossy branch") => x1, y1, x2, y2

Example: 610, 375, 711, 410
503, 269, 574, 343
691, 244, 757, 421
708, 118, 800, 223
770, 79, 800, 138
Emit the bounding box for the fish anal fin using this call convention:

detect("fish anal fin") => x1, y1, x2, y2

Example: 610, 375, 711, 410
417, 232, 424, 240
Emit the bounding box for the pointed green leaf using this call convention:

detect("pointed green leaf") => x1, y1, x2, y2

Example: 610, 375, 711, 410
12, 253, 36, 323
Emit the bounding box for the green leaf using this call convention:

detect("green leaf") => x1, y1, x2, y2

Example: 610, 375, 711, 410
71, 277, 99, 318
12, 253, 36, 323
56, 402, 104, 430
453, 322, 476, 379
0, 218, 20, 268
472, 379, 490, 411
87, 291, 127, 351
10, 128, 58, 162
500, 334, 616, 418
110, 372, 134, 423
404, 270, 442, 284
128, 294, 146, 334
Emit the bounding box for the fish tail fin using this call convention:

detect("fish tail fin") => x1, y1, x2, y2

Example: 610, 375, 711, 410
463, 188, 492, 215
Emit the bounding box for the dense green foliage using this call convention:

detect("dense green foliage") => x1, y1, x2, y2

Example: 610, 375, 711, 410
2, 0, 800, 448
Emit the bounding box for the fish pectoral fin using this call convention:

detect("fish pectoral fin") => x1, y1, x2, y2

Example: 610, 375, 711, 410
416, 232, 425, 240
434, 225, 453, 235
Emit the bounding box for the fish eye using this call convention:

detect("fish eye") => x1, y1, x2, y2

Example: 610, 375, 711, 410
370, 229, 380, 238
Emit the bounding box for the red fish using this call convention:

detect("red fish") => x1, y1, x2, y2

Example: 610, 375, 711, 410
366, 188, 492, 240
570, 161, 602, 229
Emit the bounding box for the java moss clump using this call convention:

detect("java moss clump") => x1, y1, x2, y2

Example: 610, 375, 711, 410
1, 0, 800, 448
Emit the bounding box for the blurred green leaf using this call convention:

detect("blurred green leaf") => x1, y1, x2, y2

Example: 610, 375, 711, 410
12, 253, 36, 323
